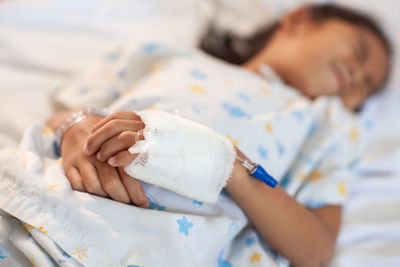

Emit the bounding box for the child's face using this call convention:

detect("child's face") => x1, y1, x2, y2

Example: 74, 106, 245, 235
253, 10, 389, 110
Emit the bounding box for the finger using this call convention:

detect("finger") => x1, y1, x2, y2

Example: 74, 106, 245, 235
64, 166, 85, 192
95, 161, 131, 204
118, 167, 149, 208
78, 162, 108, 197
84, 119, 145, 155
96, 131, 143, 161
108, 150, 139, 167
91, 111, 142, 134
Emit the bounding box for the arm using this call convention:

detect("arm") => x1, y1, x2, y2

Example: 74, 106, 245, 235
226, 150, 341, 267
84, 112, 341, 266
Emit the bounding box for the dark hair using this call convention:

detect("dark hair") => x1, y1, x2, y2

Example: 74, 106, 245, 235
200, 4, 392, 66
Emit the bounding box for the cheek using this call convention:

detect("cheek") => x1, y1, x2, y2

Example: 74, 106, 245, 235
296, 52, 338, 97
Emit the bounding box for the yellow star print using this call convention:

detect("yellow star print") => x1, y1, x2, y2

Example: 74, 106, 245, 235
297, 172, 307, 180
309, 171, 323, 182
250, 252, 262, 263
6, 151, 17, 157
42, 127, 53, 135
349, 128, 359, 142
265, 123, 273, 133
145, 105, 158, 110
56, 159, 63, 165
285, 98, 295, 106
124, 87, 136, 96
259, 85, 271, 95
24, 222, 35, 230
72, 247, 88, 260
190, 84, 206, 94
49, 184, 58, 191
224, 79, 232, 85
226, 134, 240, 146
338, 182, 347, 196
38, 226, 48, 234
150, 63, 162, 73
152, 81, 161, 87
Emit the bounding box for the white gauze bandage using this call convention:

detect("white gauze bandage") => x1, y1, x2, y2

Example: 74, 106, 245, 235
124, 110, 236, 203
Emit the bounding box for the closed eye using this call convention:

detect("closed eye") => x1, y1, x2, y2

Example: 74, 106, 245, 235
355, 35, 368, 64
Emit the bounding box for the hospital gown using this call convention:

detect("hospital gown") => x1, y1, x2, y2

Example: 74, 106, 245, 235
0, 43, 368, 267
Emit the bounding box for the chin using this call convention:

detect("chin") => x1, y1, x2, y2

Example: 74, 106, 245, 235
297, 82, 318, 99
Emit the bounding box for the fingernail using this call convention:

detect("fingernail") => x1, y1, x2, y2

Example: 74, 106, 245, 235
108, 157, 116, 166
83, 143, 91, 155
96, 152, 103, 161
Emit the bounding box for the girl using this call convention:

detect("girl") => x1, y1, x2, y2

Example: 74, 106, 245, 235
47, 4, 391, 267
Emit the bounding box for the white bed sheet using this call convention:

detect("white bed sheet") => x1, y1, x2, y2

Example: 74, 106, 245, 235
0, 0, 399, 266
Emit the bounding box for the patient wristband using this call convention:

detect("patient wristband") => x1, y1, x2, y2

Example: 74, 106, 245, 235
236, 156, 278, 188
54, 107, 108, 145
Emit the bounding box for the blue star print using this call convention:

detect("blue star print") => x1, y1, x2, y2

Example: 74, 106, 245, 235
105, 87, 119, 100
148, 197, 166, 211
363, 119, 374, 130
227, 222, 238, 236
291, 110, 304, 121
245, 237, 255, 246
348, 158, 361, 170
306, 200, 326, 209
104, 51, 120, 61
237, 92, 251, 102
257, 145, 268, 159
78, 87, 88, 95
192, 102, 207, 113
62, 251, 71, 258
306, 157, 314, 166
218, 251, 232, 267
190, 69, 207, 80
192, 200, 203, 206
177, 216, 194, 236
276, 141, 285, 156
0, 246, 9, 259
307, 120, 318, 137
142, 43, 159, 53
279, 173, 291, 189
118, 70, 126, 78
222, 102, 251, 119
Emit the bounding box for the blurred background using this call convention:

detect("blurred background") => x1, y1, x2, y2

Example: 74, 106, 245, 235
0, 0, 399, 266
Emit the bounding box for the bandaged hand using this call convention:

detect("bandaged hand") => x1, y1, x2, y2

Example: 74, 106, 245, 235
85, 109, 236, 203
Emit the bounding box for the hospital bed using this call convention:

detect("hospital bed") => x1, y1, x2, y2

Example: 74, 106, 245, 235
0, 0, 399, 266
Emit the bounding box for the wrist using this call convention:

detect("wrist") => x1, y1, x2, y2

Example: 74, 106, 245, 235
61, 115, 104, 140
226, 159, 253, 195
55, 108, 107, 146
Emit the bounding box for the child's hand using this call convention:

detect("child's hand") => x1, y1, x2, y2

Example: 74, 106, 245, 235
83, 111, 144, 167
61, 116, 150, 207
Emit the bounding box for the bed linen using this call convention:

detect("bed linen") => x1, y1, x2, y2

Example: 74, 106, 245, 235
0, 0, 399, 266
